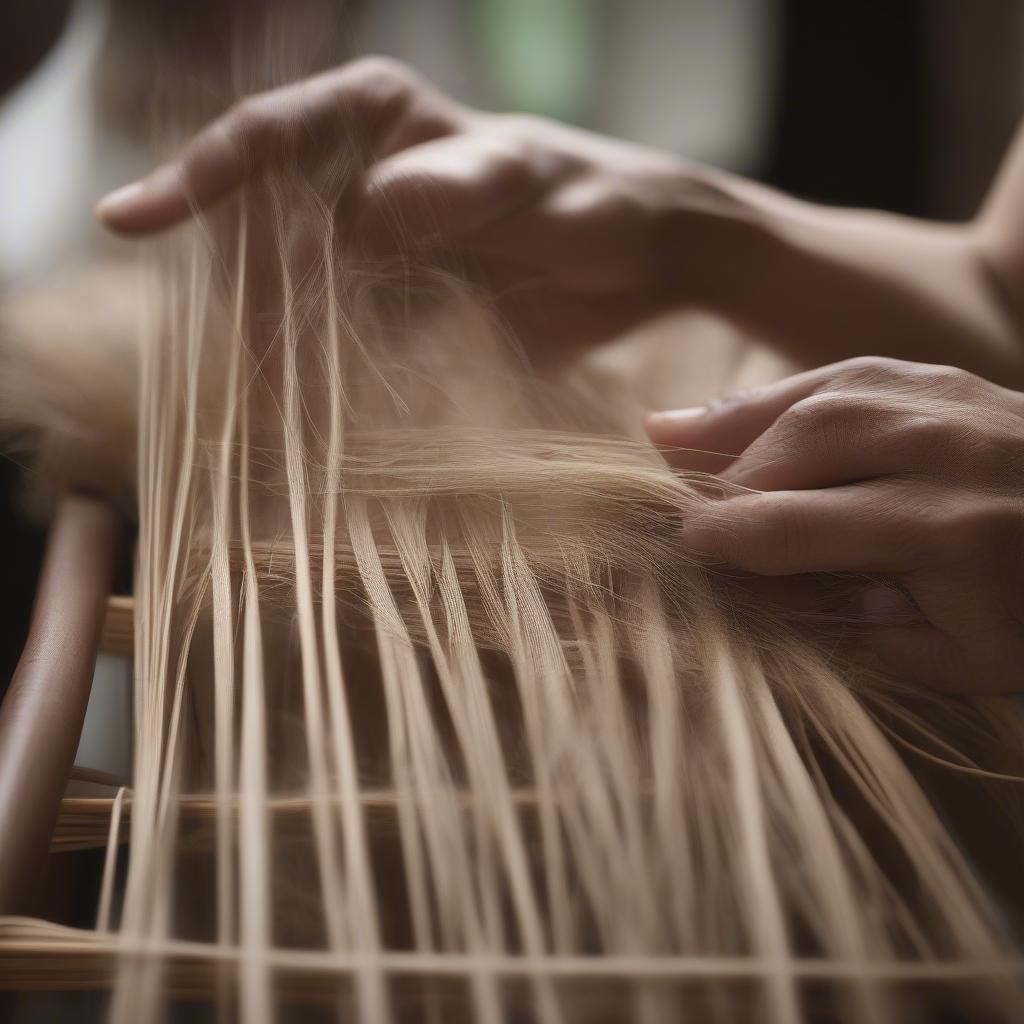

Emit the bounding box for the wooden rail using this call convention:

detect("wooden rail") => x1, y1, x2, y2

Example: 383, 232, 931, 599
0, 495, 120, 914
99, 595, 133, 657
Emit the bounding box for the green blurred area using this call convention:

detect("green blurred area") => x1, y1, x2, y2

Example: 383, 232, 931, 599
472, 0, 599, 123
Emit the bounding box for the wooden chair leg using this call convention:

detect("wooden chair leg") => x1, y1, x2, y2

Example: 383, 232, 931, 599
0, 495, 120, 915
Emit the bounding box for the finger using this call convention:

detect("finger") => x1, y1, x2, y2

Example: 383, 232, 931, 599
645, 363, 856, 474
353, 134, 542, 256
96, 58, 461, 235
680, 483, 929, 576
717, 390, 914, 491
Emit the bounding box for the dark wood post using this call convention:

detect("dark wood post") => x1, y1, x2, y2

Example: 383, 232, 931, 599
0, 494, 120, 914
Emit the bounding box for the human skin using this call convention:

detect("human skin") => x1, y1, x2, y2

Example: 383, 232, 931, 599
96, 56, 1024, 385
95, 58, 1024, 693
647, 357, 1024, 693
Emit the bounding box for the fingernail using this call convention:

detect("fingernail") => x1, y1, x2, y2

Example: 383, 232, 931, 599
95, 182, 145, 222
95, 164, 180, 224
646, 406, 707, 426
645, 407, 708, 440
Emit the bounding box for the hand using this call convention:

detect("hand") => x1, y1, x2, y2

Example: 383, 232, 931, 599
645, 356, 1024, 694
94, 56, 726, 352
93, 58, 1024, 384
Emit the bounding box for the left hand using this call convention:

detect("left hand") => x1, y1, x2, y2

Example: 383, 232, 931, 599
93, 57, 732, 354
645, 356, 1024, 694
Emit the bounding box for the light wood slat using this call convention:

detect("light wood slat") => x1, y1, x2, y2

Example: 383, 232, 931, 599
51, 790, 545, 852
99, 596, 134, 657
0, 921, 1019, 994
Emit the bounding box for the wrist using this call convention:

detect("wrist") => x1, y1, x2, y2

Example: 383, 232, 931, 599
654, 168, 786, 314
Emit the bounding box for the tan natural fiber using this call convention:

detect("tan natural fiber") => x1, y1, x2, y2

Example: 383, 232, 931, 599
2, 160, 1023, 1023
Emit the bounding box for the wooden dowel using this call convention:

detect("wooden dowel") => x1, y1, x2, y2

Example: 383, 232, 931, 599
0, 494, 120, 914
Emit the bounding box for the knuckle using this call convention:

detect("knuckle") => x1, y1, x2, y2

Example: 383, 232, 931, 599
338, 57, 459, 147
871, 359, 988, 402
208, 96, 279, 168
493, 113, 570, 170
921, 362, 982, 397
832, 355, 904, 388
789, 392, 859, 422
491, 154, 535, 198
548, 175, 636, 227
583, 181, 636, 221
345, 55, 416, 92
803, 391, 863, 422
835, 355, 902, 378
338, 56, 419, 120
723, 496, 807, 574
759, 497, 809, 572
830, 356, 982, 402
892, 412, 951, 458
897, 411, 995, 476
480, 139, 537, 194
928, 498, 1021, 562
777, 393, 863, 447
774, 399, 818, 436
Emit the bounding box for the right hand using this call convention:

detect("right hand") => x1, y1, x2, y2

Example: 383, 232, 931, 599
95, 57, 732, 352
646, 356, 1024, 693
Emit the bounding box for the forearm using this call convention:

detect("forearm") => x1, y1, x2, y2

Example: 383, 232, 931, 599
665, 170, 1024, 388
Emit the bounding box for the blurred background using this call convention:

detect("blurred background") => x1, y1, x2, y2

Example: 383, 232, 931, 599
1, 0, 1023, 690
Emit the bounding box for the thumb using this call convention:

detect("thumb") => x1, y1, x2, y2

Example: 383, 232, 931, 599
644, 393, 779, 474
643, 363, 846, 473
